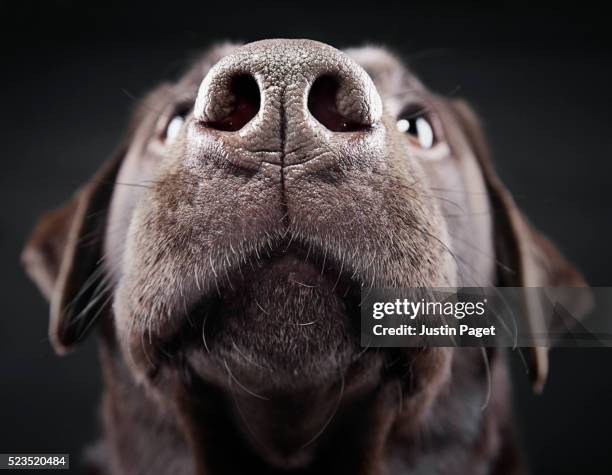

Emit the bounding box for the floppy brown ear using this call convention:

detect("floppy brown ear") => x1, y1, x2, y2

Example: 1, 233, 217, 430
449, 99, 591, 392
21, 146, 125, 354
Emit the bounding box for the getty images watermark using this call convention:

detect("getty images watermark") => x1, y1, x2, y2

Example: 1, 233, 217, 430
360, 287, 612, 348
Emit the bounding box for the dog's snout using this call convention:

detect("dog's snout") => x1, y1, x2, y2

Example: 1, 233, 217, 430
192, 39, 382, 169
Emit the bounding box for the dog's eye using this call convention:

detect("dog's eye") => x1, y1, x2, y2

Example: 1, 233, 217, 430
396, 113, 435, 149
164, 115, 185, 145
163, 103, 192, 145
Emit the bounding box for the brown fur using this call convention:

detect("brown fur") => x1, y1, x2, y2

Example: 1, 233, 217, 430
22, 39, 587, 474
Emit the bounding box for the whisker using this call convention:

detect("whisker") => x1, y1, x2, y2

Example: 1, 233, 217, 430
226, 375, 271, 453
231, 341, 269, 370
395, 378, 404, 415
291, 279, 318, 288
79, 179, 155, 190
254, 298, 270, 315
480, 347, 492, 411
223, 360, 269, 401
75, 291, 114, 342
63, 265, 107, 315
445, 229, 515, 275
121, 88, 167, 116
300, 371, 345, 448
201, 316, 210, 353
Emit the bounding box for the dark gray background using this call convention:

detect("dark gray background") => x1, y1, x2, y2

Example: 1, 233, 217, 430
1, 1, 611, 473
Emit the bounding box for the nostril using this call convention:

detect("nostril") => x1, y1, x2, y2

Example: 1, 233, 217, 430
307, 75, 369, 132
207, 74, 260, 132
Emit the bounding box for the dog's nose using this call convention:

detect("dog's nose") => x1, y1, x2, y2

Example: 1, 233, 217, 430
192, 39, 382, 169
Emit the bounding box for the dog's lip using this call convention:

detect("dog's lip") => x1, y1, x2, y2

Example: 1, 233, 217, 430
194, 238, 361, 310
156, 238, 363, 363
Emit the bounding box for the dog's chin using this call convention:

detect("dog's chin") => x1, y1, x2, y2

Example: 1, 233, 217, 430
152, 253, 386, 469
162, 250, 372, 395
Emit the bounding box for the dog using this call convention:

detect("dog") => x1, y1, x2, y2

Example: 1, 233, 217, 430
22, 39, 588, 474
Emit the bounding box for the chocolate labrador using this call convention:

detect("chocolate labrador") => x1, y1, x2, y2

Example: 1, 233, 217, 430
22, 39, 587, 475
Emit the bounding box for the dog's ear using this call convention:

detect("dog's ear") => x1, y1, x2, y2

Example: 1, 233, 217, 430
449, 99, 591, 392
22, 84, 174, 354
21, 145, 125, 354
